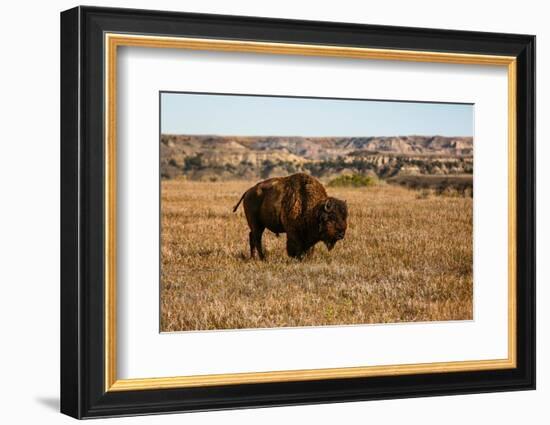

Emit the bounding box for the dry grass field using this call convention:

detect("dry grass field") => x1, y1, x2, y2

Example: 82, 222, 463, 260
160, 179, 473, 332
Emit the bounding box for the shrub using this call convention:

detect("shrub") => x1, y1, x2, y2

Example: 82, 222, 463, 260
328, 174, 378, 188
184, 154, 204, 171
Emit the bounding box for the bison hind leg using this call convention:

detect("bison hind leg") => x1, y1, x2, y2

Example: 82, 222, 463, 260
249, 229, 266, 260
249, 232, 256, 259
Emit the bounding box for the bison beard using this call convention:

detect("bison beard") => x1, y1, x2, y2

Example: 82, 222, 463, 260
232, 173, 348, 259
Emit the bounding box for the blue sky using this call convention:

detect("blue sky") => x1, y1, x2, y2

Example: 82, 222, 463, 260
161, 92, 473, 137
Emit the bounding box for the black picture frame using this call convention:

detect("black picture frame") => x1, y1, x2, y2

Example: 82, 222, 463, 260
61, 5, 535, 419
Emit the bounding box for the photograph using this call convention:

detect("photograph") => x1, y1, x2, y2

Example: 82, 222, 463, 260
160, 92, 474, 332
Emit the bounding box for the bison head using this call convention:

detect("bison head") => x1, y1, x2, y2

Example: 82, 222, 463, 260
318, 197, 348, 250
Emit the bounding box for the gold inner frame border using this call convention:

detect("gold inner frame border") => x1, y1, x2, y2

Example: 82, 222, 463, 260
104, 33, 517, 392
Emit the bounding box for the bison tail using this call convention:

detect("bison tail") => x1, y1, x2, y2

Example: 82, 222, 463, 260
232, 191, 246, 213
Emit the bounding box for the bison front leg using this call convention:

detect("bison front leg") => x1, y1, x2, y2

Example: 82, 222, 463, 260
304, 245, 315, 258
286, 235, 305, 259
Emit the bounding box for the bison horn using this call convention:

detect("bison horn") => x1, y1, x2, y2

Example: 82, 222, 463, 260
324, 199, 332, 212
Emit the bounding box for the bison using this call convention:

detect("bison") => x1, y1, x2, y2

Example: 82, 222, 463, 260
232, 173, 348, 259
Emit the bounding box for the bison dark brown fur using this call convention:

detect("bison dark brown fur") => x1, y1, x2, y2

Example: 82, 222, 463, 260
232, 173, 348, 259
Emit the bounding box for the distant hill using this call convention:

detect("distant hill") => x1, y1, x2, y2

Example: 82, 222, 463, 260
161, 134, 473, 180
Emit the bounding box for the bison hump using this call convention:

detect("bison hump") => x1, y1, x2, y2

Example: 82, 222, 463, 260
282, 174, 327, 223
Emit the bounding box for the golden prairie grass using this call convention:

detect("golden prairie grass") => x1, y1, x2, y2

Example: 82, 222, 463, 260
160, 180, 472, 331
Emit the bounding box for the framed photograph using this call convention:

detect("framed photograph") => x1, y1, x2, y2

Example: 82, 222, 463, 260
60, 6, 535, 419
